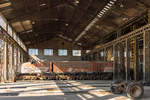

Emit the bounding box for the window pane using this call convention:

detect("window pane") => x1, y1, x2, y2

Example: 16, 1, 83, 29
58, 49, 67, 56
73, 50, 81, 56
44, 49, 53, 56
29, 49, 38, 55
101, 52, 104, 56
0, 15, 6, 30
8, 25, 12, 36
86, 50, 90, 53
13, 32, 17, 41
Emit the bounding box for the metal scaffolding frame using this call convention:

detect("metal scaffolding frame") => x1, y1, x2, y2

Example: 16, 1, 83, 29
82, 24, 150, 83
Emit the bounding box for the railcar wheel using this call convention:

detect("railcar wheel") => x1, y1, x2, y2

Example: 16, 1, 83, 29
110, 85, 123, 94
126, 82, 144, 99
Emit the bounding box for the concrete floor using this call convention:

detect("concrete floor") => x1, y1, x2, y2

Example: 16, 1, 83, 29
0, 80, 149, 100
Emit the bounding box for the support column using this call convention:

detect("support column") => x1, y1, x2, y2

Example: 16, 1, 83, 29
148, 10, 150, 24
17, 48, 20, 73
143, 30, 150, 83
117, 30, 122, 38
8, 45, 14, 82
113, 44, 117, 81
125, 39, 130, 81
15, 47, 18, 76
21, 51, 24, 63
2, 42, 8, 83
104, 48, 106, 62
1, 41, 5, 83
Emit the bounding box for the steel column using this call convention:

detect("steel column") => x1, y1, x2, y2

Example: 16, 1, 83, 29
125, 39, 130, 81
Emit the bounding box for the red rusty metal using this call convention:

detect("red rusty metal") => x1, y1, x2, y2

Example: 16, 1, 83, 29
20, 61, 50, 73
50, 61, 113, 73
20, 61, 113, 74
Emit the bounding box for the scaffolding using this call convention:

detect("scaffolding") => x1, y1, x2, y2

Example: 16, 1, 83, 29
82, 24, 150, 83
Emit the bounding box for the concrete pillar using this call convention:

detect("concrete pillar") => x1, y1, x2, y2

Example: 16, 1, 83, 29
15, 47, 18, 74
21, 50, 24, 63
17, 48, 21, 73
2, 42, 8, 82
8, 45, 14, 82
1, 42, 5, 83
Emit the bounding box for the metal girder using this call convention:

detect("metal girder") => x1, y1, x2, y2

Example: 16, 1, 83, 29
0, 2, 11, 8
8, 9, 57, 23
92, 24, 150, 52
56, 35, 83, 48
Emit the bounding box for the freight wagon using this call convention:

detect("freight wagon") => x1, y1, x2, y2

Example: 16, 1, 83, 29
18, 61, 113, 80
50, 61, 113, 73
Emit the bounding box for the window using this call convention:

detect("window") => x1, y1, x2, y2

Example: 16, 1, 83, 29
58, 49, 67, 56
13, 32, 17, 41
86, 50, 91, 53
29, 49, 38, 55
0, 15, 6, 30
100, 51, 104, 56
44, 49, 53, 56
73, 50, 81, 56
8, 25, 12, 36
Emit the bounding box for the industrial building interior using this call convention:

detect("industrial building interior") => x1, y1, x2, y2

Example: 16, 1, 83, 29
1, 0, 150, 100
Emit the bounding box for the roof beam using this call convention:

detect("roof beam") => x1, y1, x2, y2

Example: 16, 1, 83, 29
26, 34, 55, 46
0, 2, 11, 9
8, 8, 57, 23
74, 0, 118, 43
56, 35, 83, 47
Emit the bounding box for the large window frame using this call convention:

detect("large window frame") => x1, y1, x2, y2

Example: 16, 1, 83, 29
58, 49, 67, 56
72, 50, 81, 56
29, 48, 38, 55
44, 49, 53, 56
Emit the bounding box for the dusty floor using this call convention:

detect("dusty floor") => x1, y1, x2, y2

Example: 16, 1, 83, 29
0, 80, 149, 100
